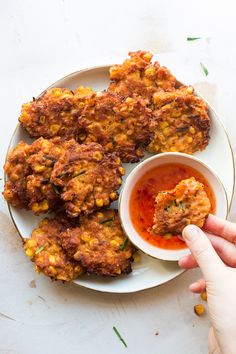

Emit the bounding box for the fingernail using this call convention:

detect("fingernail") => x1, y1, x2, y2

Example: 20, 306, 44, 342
182, 225, 200, 242
189, 282, 198, 291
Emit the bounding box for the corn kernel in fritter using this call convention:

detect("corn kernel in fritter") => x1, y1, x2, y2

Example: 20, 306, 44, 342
24, 216, 83, 281
19, 86, 94, 139
78, 91, 152, 162
108, 51, 176, 100
148, 92, 210, 155
3, 137, 67, 212
60, 209, 136, 277
51, 142, 124, 217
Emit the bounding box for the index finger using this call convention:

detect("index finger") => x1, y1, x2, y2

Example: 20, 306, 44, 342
204, 214, 236, 243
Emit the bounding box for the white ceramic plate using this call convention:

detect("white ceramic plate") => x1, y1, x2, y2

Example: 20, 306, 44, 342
6, 64, 235, 293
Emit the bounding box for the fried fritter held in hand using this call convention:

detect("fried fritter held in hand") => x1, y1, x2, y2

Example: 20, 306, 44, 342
152, 177, 211, 235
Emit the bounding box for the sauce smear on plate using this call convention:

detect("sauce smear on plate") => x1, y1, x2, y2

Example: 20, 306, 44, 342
130, 163, 215, 250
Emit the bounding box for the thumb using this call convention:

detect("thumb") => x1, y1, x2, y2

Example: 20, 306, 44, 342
182, 225, 224, 282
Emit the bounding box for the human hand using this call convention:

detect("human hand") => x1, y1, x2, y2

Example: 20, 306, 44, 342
178, 214, 236, 354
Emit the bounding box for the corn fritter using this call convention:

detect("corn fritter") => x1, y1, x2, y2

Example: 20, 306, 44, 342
152, 177, 211, 235
51, 142, 124, 217
24, 216, 83, 281
148, 94, 210, 154
108, 50, 177, 100
19, 86, 94, 139
60, 209, 135, 276
77, 91, 152, 162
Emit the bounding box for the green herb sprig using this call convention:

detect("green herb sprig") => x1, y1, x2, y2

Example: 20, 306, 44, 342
113, 326, 127, 348
44, 155, 57, 163
121, 238, 128, 251
200, 62, 209, 76
179, 201, 185, 212
57, 171, 69, 178
99, 216, 115, 225
187, 37, 201, 41
52, 184, 61, 195
73, 170, 86, 178
35, 244, 46, 255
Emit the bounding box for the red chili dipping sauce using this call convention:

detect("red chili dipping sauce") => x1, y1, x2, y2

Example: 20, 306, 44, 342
130, 163, 215, 250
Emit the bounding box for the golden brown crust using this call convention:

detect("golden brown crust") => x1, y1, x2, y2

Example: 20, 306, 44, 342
60, 209, 135, 276
19, 87, 94, 139
4, 138, 123, 217
152, 177, 211, 235
24, 216, 83, 281
152, 85, 194, 109
108, 52, 210, 155
108, 51, 176, 100
3, 141, 32, 208
51, 142, 124, 217
78, 91, 152, 162
4, 50, 214, 283
147, 93, 210, 154
18, 52, 210, 160
3, 138, 66, 212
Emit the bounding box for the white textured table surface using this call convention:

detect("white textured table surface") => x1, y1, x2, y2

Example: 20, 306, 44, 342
1, 1, 236, 353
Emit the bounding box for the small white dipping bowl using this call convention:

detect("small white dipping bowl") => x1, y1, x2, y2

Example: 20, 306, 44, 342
119, 152, 228, 261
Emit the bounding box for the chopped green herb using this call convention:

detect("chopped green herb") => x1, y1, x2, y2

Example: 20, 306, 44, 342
99, 216, 115, 225
121, 237, 128, 251
112, 326, 127, 348
35, 244, 46, 255
73, 170, 86, 178
176, 126, 188, 133
150, 103, 155, 110
200, 62, 209, 76
57, 171, 69, 178
111, 135, 115, 147
32, 97, 36, 101
165, 200, 178, 211
44, 155, 57, 163
187, 37, 201, 41
52, 184, 60, 195
70, 90, 74, 95
179, 201, 185, 212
